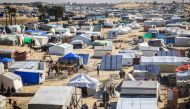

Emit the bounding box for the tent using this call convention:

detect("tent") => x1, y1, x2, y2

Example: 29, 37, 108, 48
0, 57, 14, 69
67, 73, 99, 96
49, 43, 73, 56
100, 55, 122, 70
72, 34, 92, 45
25, 30, 46, 36
28, 86, 80, 109
0, 72, 23, 92
0, 95, 6, 109
143, 33, 153, 38
60, 53, 80, 61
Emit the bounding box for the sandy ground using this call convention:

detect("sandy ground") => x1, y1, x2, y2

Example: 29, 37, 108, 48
0, 17, 38, 25
1, 17, 169, 109
113, 3, 151, 9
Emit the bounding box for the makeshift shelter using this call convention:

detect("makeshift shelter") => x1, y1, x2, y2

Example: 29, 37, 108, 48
92, 40, 112, 47
25, 30, 46, 36
72, 34, 92, 45
176, 64, 190, 82
120, 80, 159, 98
0, 95, 6, 109
138, 43, 159, 56
9, 61, 46, 85
0, 49, 14, 58
116, 98, 158, 109
100, 55, 122, 70
143, 33, 153, 38
0, 72, 23, 92
71, 40, 86, 49
94, 46, 112, 58
107, 29, 119, 39
0, 57, 14, 69
175, 37, 190, 47
0, 34, 18, 46
157, 51, 182, 56
67, 73, 99, 96
28, 86, 81, 109
77, 54, 89, 65
60, 53, 83, 65
49, 43, 73, 56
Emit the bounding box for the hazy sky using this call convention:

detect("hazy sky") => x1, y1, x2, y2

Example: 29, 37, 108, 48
0, 0, 189, 3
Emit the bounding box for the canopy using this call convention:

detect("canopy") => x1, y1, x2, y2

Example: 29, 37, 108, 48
60, 53, 79, 61
67, 73, 99, 89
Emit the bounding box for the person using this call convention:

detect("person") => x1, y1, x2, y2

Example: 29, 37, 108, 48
11, 87, 16, 94
1, 83, 5, 95
112, 84, 115, 97
6, 87, 11, 96
93, 102, 97, 109
109, 84, 112, 97
119, 70, 123, 79
97, 65, 100, 76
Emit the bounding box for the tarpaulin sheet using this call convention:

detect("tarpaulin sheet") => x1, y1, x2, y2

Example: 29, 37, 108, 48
0, 57, 14, 63
77, 54, 89, 65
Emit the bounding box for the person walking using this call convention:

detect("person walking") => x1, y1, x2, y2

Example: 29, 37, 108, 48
93, 102, 97, 109
97, 64, 100, 76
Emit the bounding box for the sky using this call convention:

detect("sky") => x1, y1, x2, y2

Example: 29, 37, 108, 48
0, 0, 189, 4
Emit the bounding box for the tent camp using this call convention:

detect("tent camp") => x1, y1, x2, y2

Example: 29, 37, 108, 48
72, 34, 92, 45
49, 43, 73, 56
67, 73, 99, 96
138, 43, 159, 56
28, 86, 80, 109
0, 72, 23, 92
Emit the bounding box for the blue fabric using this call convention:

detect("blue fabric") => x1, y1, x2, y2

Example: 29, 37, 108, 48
25, 30, 46, 36
77, 54, 89, 65
14, 71, 40, 85
60, 53, 79, 61
0, 57, 13, 63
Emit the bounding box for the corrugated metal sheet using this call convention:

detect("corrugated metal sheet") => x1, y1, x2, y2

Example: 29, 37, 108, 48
116, 98, 158, 109
100, 55, 122, 70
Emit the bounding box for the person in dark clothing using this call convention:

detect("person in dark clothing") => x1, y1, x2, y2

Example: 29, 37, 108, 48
6, 87, 11, 96
97, 65, 100, 76
11, 87, 16, 94
1, 83, 5, 95
93, 102, 97, 109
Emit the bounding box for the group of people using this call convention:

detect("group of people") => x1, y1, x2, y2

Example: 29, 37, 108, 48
0, 83, 16, 96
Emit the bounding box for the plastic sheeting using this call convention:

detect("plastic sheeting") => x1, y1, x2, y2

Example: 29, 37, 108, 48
0, 57, 14, 63
77, 54, 89, 65
134, 65, 160, 74
25, 30, 46, 36
60, 53, 80, 61
100, 55, 122, 70
67, 73, 99, 89
116, 98, 158, 109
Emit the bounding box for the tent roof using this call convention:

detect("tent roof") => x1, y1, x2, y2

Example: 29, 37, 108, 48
60, 53, 79, 61
29, 86, 74, 106
116, 98, 158, 109
1, 72, 21, 80
67, 73, 99, 89
0, 95, 6, 102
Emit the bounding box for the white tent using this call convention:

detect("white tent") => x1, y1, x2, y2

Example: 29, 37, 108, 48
67, 73, 99, 96
140, 56, 190, 66
49, 43, 73, 56
0, 72, 23, 92
0, 95, 6, 109
72, 34, 92, 45
0, 62, 4, 74
28, 86, 78, 109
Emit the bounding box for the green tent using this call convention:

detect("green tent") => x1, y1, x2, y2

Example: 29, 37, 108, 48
143, 33, 153, 38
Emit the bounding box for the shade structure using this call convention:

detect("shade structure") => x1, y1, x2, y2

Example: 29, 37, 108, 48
60, 53, 80, 62
67, 73, 99, 89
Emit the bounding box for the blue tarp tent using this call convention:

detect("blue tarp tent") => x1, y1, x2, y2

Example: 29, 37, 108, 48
14, 71, 40, 85
60, 53, 80, 62
0, 57, 14, 63
77, 54, 89, 65
25, 30, 46, 36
